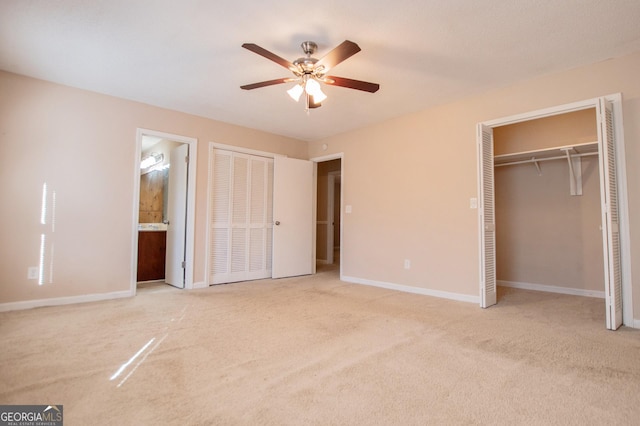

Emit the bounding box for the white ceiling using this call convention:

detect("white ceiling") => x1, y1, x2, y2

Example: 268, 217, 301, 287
2, 1, 640, 142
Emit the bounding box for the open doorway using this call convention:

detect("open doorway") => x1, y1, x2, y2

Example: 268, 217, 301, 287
315, 157, 342, 274
132, 129, 197, 293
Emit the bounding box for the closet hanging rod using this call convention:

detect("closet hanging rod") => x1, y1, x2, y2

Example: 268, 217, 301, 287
494, 152, 597, 168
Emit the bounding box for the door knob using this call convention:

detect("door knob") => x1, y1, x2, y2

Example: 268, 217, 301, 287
275, 221, 280, 226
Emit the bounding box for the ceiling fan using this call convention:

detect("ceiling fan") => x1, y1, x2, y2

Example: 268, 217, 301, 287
240, 40, 380, 110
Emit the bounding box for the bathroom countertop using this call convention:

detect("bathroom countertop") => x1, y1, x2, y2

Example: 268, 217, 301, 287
138, 223, 168, 231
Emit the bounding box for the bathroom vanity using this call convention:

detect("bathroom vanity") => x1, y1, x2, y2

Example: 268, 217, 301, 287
136, 224, 167, 282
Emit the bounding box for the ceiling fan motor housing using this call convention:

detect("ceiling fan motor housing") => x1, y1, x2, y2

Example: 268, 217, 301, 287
294, 41, 320, 75
301, 41, 317, 55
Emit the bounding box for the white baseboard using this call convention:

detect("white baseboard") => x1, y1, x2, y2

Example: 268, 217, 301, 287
0, 290, 133, 312
316, 259, 330, 265
341, 275, 479, 304
192, 281, 208, 289
497, 280, 605, 299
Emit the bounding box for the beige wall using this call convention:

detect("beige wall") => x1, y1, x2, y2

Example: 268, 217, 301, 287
308, 51, 640, 319
493, 108, 597, 155
0, 70, 306, 305
495, 157, 603, 291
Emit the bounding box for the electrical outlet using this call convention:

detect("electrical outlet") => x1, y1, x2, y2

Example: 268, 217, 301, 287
404, 259, 411, 270
27, 267, 39, 280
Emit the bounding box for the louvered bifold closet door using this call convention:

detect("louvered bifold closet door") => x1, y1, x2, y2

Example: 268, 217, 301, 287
597, 99, 623, 330
209, 148, 273, 284
248, 157, 274, 276
210, 149, 232, 283
478, 124, 497, 308
230, 155, 249, 277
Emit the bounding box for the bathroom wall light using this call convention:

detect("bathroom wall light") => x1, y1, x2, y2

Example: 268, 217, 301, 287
140, 153, 164, 171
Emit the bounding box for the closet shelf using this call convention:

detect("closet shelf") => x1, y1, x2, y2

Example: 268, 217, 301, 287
494, 141, 598, 166
494, 141, 598, 196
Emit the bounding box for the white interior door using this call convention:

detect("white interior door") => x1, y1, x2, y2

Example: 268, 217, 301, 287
478, 124, 497, 308
165, 144, 188, 288
597, 98, 623, 330
272, 156, 314, 279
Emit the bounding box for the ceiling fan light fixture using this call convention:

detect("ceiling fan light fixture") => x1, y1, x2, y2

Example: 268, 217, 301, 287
287, 83, 304, 102
305, 78, 327, 102
304, 78, 320, 94
313, 89, 327, 103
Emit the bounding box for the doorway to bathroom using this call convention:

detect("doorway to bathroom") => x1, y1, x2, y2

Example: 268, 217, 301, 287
132, 129, 197, 292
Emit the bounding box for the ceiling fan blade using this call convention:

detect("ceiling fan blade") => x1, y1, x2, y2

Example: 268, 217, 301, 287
325, 76, 380, 93
242, 43, 296, 71
240, 78, 293, 90
309, 95, 322, 109
315, 40, 361, 71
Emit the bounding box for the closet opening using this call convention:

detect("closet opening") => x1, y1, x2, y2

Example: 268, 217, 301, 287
477, 95, 632, 330
493, 108, 605, 316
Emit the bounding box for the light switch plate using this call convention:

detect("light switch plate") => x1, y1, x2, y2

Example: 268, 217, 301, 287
470, 198, 478, 209
345, 205, 352, 214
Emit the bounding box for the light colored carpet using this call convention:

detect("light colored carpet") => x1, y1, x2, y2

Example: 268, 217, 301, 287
1, 265, 639, 425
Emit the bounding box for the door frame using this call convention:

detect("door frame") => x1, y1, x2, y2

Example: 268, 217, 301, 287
131, 128, 198, 293
311, 153, 344, 279
477, 93, 633, 327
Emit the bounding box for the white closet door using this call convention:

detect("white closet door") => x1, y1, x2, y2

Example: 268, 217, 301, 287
248, 157, 274, 275
272, 156, 314, 279
210, 149, 232, 283
597, 99, 623, 330
478, 124, 497, 308
209, 148, 273, 284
